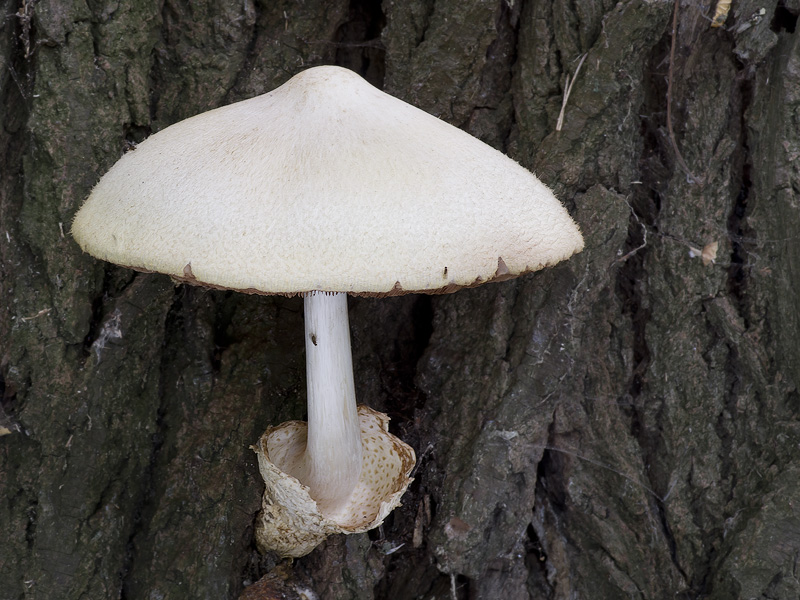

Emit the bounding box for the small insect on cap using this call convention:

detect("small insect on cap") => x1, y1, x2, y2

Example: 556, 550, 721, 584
72, 66, 584, 295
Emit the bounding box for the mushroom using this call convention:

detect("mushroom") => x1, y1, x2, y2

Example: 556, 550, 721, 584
71, 65, 584, 557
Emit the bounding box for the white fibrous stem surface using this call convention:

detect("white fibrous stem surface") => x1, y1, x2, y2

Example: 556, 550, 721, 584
282, 291, 362, 516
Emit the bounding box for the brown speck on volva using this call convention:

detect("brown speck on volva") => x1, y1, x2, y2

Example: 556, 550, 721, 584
70, 65, 583, 559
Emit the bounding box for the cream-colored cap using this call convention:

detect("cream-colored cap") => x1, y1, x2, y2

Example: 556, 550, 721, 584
72, 66, 583, 296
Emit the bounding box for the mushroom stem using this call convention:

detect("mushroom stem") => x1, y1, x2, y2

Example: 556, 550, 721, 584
291, 290, 362, 515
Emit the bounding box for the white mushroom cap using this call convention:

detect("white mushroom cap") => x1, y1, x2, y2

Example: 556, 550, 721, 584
72, 65, 583, 296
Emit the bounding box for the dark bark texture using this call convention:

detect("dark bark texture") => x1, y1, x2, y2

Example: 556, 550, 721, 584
2, 0, 800, 598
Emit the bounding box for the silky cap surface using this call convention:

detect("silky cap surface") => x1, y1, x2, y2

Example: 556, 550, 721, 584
72, 65, 583, 296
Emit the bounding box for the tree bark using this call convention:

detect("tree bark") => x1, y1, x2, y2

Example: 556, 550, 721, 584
2, 0, 799, 598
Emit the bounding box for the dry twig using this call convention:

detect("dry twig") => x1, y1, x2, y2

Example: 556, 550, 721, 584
556, 53, 588, 132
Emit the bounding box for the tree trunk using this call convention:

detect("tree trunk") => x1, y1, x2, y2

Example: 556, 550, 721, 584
2, 0, 799, 598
